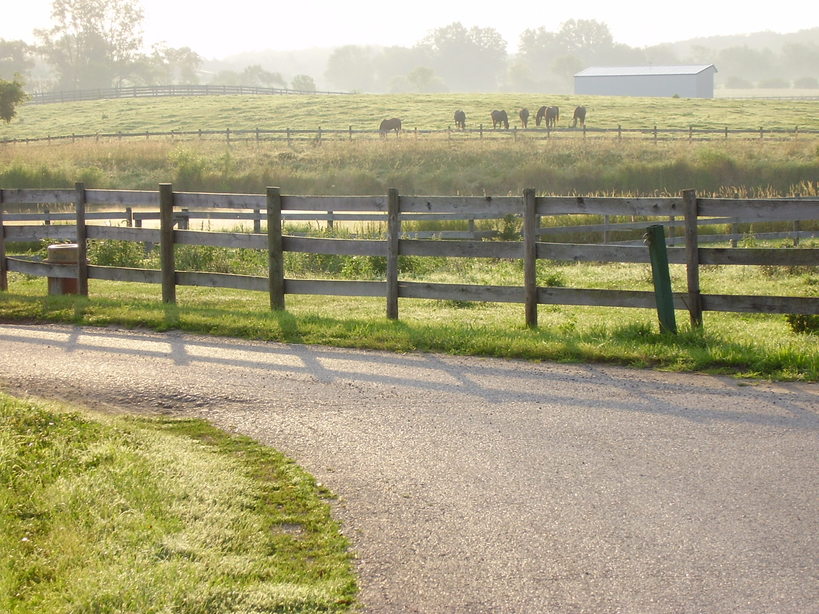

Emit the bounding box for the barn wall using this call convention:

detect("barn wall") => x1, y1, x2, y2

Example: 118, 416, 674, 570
575, 73, 714, 98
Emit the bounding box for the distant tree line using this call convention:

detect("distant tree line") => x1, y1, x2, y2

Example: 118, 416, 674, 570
1, 0, 817, 98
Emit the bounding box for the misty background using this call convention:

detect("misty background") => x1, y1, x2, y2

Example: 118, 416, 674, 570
2, 0, 818, 94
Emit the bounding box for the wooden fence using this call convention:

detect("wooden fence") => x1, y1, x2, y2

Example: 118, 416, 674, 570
4, 123, 818, 147
1, 185, 817, 328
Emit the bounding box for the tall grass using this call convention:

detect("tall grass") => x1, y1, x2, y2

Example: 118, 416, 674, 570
1, 138, 817, 197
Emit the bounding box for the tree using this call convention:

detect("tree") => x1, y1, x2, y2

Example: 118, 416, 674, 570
557, 19, 614, 60
0, 77, 27, 123
324, 46, 375, 92
393, 66, 447, 93
420, 22, 507, 91
36, 0, 145, 89
0, 40, 35, 81
291, 74, 316, 92
241, 65, 285, 88
158, 46, 203, 85
372, 46, 433, 92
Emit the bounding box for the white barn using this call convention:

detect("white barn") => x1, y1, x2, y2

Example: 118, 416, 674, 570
574, 65, 718, 98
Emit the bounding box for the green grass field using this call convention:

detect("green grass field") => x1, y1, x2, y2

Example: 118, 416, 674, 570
4, 94, 819, 139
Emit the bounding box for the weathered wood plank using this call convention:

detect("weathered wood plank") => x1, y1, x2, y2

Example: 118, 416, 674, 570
398, 281, 521, 303
386, 188, 400, 319
699, 247, 819, 266
283, 236, 387, 256
88, 265, 162, 284
0, 198, 6, 291
400, 239, 520, 259
6, 257, 76, 277
282, 195, 389, 212
173, 191, 265, 209
400, 195, 521, 216
75, 183, 89, 296
0, 189, 75, 204
537, 242, 654, 263
537, 286, 661, 308
524, 189, 538, 326
176, 271, 268, 291
701, 294, 819, 315
159, 183, 175, 304
537, 196, 683, 217
86, 226, 161, 242
173, 229, 268, 249
684, 189, 702, 327
698, 198, 819, 221
85, 189, 159, 206
4, 225, 76, 241
284, 279, 385, 297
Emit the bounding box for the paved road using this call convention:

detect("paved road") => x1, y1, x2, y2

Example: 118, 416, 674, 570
1, 323, 817, 613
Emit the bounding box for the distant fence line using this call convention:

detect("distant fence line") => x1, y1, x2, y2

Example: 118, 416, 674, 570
26, 84, 351, 105
4, 124, 818, 146
1, 185, 817, 328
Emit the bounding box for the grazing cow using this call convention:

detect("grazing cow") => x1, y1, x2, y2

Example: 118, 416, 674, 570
519, 108, 530, 129
491, 109, 509, 130
454, 110, 466, 130
572, 105, 587, 128
379, 117, 402, 136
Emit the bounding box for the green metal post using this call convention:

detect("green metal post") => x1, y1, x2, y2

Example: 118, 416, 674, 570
645, 224, 677, 334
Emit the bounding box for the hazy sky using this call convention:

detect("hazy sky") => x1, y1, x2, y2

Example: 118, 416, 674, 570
4, 0, 815, 59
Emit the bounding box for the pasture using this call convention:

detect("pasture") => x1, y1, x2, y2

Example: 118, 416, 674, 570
3, 93, 819, 141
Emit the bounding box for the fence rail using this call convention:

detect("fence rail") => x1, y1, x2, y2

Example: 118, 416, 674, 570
1, 185, 817, 327
4, 123, 819, 147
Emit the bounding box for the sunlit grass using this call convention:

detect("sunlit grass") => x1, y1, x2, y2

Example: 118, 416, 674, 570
1, 265, 816, 380
0, 393, 357, 613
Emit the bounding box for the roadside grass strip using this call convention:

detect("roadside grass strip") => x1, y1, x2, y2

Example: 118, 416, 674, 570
0, 393, 357, 613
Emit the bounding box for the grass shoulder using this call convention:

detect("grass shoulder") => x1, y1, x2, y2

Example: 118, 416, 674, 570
0, 393, 357, 613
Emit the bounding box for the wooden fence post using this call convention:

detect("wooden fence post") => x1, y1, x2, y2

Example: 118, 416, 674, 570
0, 190, 6, 292
253, 208, 261, 234
386, 188, 400, 320
683, 189, 702, 328
267, 187, 284, 310
523, 188, 538, 328
159, 183, 176, 304
75, 182, 89, 297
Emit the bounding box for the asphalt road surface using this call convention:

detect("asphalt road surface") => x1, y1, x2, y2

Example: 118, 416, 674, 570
1, 323, 817, 613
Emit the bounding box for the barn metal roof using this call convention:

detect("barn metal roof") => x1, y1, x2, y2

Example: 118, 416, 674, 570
575, 65, 718, 77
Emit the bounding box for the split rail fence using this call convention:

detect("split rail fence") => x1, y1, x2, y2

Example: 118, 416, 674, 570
4, 124, 818, 146
1, 185, 817, 328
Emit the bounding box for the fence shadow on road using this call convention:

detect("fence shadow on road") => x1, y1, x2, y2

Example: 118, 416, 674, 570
1, 324, 816, 431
